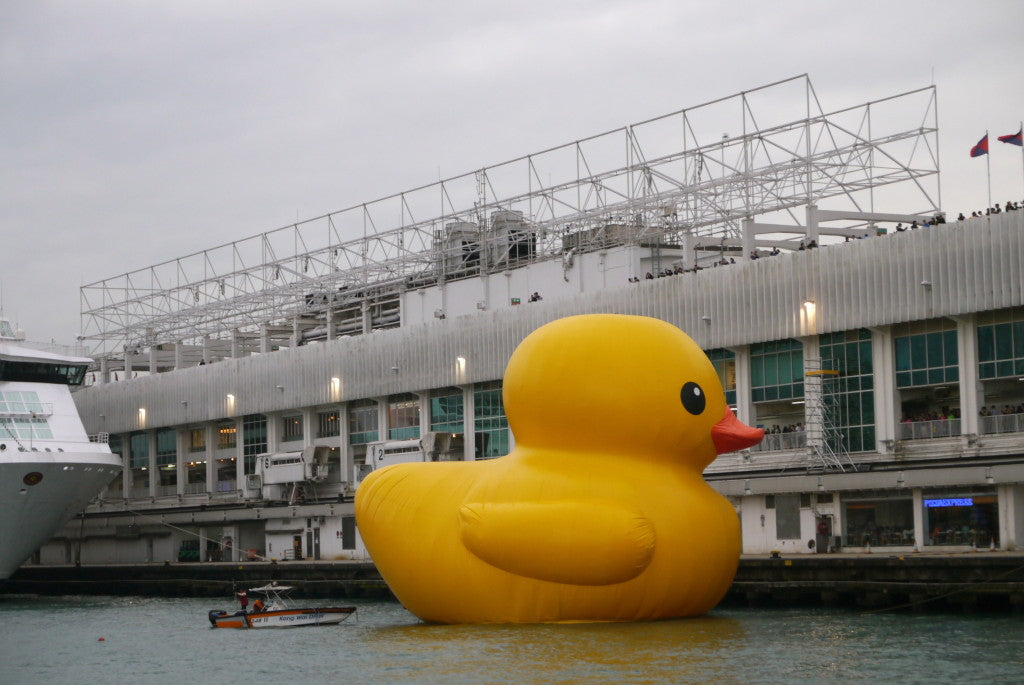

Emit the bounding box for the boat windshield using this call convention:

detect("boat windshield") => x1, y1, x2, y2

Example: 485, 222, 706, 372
0, 360, 88, 386
0, 321, 14, 339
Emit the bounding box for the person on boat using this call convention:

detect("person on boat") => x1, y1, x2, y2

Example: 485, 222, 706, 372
236, 589, 248, 612
252, 598, 265, 613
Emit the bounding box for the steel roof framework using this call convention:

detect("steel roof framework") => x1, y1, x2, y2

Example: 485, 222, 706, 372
80, 75, 939, 357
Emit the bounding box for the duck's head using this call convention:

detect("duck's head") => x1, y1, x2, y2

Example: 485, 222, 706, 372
503, 314, 763, 469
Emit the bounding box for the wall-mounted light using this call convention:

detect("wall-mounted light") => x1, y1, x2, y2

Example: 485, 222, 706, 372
137, 407, 146, 428
433, 309, 446, 319
275, 385, 285, 392
743, 479, 752, 496
476, 301, 487, 310
921, 280, 932, 288
701, 315, 711, 324
330, 377, 342, 401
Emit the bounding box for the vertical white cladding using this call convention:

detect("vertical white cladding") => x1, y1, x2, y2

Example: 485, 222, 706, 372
75, 214, 1024, 436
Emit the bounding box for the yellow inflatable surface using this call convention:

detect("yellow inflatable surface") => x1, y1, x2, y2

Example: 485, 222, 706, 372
355, 314, 763, 623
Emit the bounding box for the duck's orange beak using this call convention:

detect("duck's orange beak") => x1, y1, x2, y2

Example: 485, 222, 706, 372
711, 406, 764, 455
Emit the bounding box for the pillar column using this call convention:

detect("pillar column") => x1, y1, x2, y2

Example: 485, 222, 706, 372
147, 431, 157, 497
805, 204, 820, 244
234, 417, 245, 493
741, 217, 756, 260
205, 425, 216, 495
728, 345, 755, 426
954, 314, 981, 437
870, 326, 899, 451
800, 336, 822, 450
462, 385, 476, 461
176, 429, 187, 497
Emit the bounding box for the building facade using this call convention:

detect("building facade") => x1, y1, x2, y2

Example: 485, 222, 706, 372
38, 212, 1024, 565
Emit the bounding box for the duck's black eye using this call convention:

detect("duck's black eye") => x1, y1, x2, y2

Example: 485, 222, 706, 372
680, 382, 706, 415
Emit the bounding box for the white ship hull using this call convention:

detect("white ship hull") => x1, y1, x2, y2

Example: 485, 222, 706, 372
0, 451, 120, 579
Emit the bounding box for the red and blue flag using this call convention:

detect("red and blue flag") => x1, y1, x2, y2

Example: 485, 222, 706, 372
998, 127, 1023, 146
970, 133, 989, 157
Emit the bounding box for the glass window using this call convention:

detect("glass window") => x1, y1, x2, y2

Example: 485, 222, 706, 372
843, 493, 914, 547
0, 360, 87, 385
430, 388, 464, 433
317, 410, 340, 438
217, 424, 236, 449
155, 429, 176, 466
751, 340, 803, 403
706, 349, 737, 406
242, 414, 267, 475
388, 394, 420, 440
348, 401, 379, 445
474, 381, 509, 460
281, 415, 303, 442
189, 429, 205, 453
895, 329, 959, 388
978, 314, 1024, 380
130, 433, 149, 469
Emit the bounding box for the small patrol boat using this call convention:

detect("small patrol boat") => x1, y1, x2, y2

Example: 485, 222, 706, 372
208, 583, 356, 629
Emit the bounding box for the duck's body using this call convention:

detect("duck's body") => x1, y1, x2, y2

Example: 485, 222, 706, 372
355, 314, 763, 623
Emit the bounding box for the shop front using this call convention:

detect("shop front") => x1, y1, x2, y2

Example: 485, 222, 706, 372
923, 489, 998, 547
842, 491, 915, 547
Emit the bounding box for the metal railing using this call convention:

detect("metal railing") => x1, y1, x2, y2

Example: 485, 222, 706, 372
183, 482, 207, 495
752, 432, 807, 452
980, 412, 1024, 435
897, 418, 961, 441
0, 402, 54, 418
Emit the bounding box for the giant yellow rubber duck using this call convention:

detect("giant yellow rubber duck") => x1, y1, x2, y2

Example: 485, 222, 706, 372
355, 314, 763, 623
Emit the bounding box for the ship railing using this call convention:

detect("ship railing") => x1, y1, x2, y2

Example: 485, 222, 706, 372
980, 412, 1024, 435
89, 432, 110, 443
0, 403, 55, 418
897, 418, 961, 441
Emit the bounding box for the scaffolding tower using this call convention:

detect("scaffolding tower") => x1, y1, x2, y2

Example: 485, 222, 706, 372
804, 358, 857, 472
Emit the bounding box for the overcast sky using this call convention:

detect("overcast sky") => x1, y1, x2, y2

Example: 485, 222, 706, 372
3, 0, 1023, 344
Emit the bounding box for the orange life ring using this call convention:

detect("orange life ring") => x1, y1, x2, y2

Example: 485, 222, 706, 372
816, 520, 829, 536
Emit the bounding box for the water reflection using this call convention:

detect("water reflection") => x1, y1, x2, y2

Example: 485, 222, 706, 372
368, 616, 746, 681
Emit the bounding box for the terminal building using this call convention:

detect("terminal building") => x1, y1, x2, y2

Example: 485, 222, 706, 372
34, 76, 1024, 565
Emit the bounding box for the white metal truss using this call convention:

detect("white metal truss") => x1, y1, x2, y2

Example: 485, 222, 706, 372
80, 75, 939, 357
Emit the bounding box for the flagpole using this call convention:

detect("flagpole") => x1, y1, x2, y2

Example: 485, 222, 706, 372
986, 130, 992, 210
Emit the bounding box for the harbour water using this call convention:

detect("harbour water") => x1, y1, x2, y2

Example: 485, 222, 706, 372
2, 595, 1022, 683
